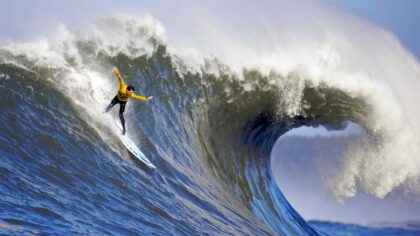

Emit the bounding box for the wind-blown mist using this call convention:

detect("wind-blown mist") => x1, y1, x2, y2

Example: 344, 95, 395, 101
156, 0, 420, 200
271, 124, 420, 224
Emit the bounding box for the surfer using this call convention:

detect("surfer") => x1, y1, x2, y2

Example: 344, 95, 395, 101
105, 67, 153, 135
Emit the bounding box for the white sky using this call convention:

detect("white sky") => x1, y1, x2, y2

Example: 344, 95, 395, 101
1, 1, 418, 58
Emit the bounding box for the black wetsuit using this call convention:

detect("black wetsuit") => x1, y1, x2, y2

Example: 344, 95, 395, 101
106, 95, 127, 133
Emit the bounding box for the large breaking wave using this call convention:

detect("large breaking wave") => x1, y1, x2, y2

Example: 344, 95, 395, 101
1, 12, 419, 235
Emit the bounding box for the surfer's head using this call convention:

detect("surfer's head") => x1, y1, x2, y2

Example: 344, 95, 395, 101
127, 85, 135, 96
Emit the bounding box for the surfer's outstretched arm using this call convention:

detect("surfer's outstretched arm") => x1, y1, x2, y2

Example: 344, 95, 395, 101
131, 93, 153, 101
113, 67, 126, 90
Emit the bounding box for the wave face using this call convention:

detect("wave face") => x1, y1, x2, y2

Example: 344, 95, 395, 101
1, 15, 419, 235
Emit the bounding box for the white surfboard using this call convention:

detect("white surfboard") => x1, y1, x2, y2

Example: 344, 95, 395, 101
114, 121, 156, 169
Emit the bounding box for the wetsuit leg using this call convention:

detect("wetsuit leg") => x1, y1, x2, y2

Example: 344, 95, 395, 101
105, 95, 119, 112
119, 102, 127, 134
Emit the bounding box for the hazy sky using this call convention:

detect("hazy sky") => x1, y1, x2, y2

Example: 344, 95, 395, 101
324, 0, 420, 59
1, 0, 419, 61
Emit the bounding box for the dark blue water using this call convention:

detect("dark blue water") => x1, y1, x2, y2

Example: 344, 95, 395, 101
310, 221, 420, 236
0, 18, 418, 235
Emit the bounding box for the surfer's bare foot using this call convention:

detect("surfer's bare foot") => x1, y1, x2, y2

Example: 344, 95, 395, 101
122, 128, 126, 135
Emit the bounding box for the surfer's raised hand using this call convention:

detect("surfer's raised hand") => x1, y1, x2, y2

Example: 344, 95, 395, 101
147, 96, 154, 100
113, 67, 121, 76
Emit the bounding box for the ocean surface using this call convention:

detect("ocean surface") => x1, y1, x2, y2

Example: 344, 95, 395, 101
1, 16, 419, 235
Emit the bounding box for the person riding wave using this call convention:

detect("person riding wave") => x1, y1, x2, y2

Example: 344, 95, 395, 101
105, 67, 153, 135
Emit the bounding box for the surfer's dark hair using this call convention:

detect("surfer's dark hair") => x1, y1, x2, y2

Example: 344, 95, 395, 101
127, 85, 135, 91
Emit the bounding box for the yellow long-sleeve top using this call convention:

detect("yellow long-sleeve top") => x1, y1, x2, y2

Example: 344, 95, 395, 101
114, 68, 149, 102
